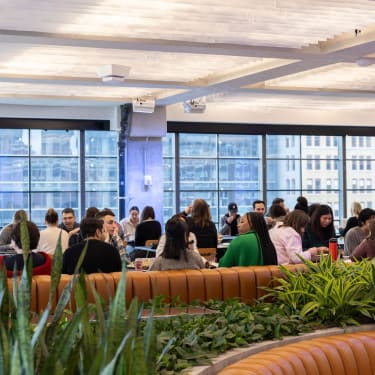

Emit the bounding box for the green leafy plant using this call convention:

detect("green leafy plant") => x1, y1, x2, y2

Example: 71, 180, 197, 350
263, 256, 375, 327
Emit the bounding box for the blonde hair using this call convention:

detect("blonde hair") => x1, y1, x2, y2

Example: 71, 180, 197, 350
351, 202, 362, 217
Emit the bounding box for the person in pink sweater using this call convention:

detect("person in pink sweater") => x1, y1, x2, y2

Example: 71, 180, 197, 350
269, 210, 325, 264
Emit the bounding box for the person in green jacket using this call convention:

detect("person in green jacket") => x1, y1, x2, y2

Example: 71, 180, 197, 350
219, 212, 277, 267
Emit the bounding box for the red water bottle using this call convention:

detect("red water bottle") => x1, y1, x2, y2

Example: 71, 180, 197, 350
329, 238, 338, 261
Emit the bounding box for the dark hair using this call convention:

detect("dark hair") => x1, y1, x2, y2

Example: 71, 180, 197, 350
45, 208, 58, 224
272, 197, 284, 205
80, 218, 103, 238
11, 221, 40, 250
268, 204, 287, 219
96, 209, 115, 220
84, 206, 99, 219
307, 203, 320, 217
129, 206, 139, 213
13, 210, 28, 223
283, 210, 310, 235
246, 212, 278, 265
161, 218, 189, 261
358, 208, 375, 226
252, 200, 265, 209
307, 204, 335, 241
294, 196, 308, 213
141, 206, 155, 221
62, 208, 75, 216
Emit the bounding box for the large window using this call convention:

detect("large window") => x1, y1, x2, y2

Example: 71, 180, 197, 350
163, 129, 374, 228
0, 128, 118, 227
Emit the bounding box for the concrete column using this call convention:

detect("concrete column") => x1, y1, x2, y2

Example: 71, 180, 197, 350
122, 106, 167, 226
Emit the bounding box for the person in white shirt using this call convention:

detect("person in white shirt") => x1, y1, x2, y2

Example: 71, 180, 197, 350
38, 208, 69, 255
119, 206, 140, 254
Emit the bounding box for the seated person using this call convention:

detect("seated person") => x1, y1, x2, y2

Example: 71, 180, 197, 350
96, 208, 129, 263
219, 212, 277, 267
134, 206, 162, 246
149, 217, 205, 271
0, 209, 28, 246
352, 219, 375, 261
1, 220, 52, 276
38, 208, 69, 255
219, 202, 240, 236
132, 206, 162, 260
345, 208, 375, 255
62, 218, 122, 274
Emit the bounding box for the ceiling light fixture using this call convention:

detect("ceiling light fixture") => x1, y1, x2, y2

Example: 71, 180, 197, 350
183, 98, 207, 113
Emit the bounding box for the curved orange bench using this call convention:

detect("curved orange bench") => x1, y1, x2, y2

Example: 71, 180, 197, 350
218, 330, 375, 375
10, 264, 305, 313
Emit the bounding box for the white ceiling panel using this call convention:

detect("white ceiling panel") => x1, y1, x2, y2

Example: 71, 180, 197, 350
1, 0, 375, 110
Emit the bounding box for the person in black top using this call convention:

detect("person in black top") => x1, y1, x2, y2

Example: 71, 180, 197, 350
219, 202, 240, 236
62, 218, 122, 274
182, 198, 217, 249
59, 208, 81, 247
134, 206, 162, 246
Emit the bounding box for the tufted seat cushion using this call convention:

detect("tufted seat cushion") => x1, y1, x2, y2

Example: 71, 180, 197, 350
218, 330, 375, 375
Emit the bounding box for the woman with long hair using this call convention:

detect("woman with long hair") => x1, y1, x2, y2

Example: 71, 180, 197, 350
269, 210, 322, 264
149, 217, 205, 271
134, 205, 161, 247
302, 204, 335, 250
219, 212, 277, 267
184, 198, 217, 249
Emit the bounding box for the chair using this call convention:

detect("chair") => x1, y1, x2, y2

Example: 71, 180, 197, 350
198, 248, 217, 260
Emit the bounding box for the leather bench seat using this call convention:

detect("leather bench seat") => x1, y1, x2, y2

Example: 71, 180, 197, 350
25, 265, 305, 313
218, 330, 375, 375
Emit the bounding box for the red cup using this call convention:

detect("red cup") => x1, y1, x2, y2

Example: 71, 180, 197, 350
329, 238, 338, 261
134, 258, 143, 271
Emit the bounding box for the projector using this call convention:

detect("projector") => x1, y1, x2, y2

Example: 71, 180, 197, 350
97, 64, 130, 82
132, 97, 156, 113
183, 98, 206, 113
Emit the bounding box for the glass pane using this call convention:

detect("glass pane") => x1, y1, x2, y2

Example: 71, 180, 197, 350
267, 135, 300, 158
0, 129, 29, 155
163, 157, 174, 191
85, 158, 117, 191
180, 159, 217, 190
85, 192, 118, 215
179, 133, 217, 157
0, 157, 29, 191
346, 136, 374, 158
162, 133, 174, 157
301, 135, 339, 158
31, 157, 79, 191
266, 191, 299, 214
219, 191, 259, 217
30, 130, 79, 156
86, 131, 118, 156
163, 191, 175, 223
218, 134, 261, 157
0, 193, 29, 228
267, 160, 301, 190
219, 159, 260, 190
